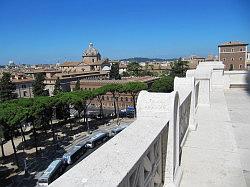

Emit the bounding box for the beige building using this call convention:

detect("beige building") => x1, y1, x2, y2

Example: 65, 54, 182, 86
70, 77, 158, 110
183, 55, 206, 69
218, 41, 248, 70
45, 71, 108, 96
142, 62, 170, 75
247, 52, 250, 70
205, 54, 219, 61
25, 68, 108, 96
11, 73, 34, 98
60, 43, 110, 73
23, 43, 111, 96
82, 43, 101, 64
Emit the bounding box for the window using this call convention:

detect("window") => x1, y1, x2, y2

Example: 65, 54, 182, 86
23, 91, 27, 97
231, 48, 234, 52
223, 58, 226, 61
21, 84, 26, 89
231, 58, 234, 61
125, 97, 128, 102
102, 96, 105, 100
223, 49, 226, 52
239, 57, 243, 61
239, 64, 243, 69
107, 96, 109, 101
240, 48, 243, 52
121, 97, 123, 101
92, 59, 95, 63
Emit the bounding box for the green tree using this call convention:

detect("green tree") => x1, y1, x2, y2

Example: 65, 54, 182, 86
151, 75, 174, 93
74, 80, 81, 91
170, 58, 189, 77
123, 82, 148, 117
103, 84, 123, 116
109, 62, 121, 80
93, 87, 108, 118
127, 62, 142, 76
0, 72, 16, 101
53, 77, 62, 95
32, 73, 49, 96
0, 102, 29, 166
68, 90, 95, 131
30, 96, 55, 152
121, 71, 130, 77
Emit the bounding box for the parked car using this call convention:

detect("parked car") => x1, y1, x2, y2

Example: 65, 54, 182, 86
126, 111, 135, 118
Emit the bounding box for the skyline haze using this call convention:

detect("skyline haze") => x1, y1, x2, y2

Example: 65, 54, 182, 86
0, 0, 249, 65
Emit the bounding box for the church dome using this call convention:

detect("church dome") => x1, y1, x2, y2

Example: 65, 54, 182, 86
83, 43, 99, 56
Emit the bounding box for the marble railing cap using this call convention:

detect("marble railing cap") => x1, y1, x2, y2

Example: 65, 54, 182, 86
198, 61, 224, 70
195, 67, 212, 79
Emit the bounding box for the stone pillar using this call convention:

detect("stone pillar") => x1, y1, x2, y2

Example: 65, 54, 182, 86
137, 91, 182, 187
197, 61, 225, 89
186, 69, 195, 78
194, 67, 212, 106
174, 77, 197, 131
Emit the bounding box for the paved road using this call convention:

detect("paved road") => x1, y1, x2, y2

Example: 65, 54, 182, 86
34, 120, 133, 185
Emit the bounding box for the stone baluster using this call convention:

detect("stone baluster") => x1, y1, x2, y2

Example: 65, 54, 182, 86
197, 61, 225, 89
137, 91, 182, 187
194, 67, 212, 106
174, 77, 197, 131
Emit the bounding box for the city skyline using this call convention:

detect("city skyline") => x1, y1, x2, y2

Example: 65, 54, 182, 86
0, 0, 250, 65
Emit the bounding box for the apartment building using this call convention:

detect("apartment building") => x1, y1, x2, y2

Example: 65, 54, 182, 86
218, 41, 248, 70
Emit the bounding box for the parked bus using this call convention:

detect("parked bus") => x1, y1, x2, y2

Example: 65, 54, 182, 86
62, 142, 87, 165
111, 125, 129, 137
85, 132, 109, 149
37, 159, 64, 186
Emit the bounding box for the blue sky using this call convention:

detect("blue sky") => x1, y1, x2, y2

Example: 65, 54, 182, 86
0, 0, 249, 65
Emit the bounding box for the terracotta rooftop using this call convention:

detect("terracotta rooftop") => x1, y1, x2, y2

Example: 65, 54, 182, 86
82, 59, 109, 66
24, 69, 61, 73
45, 71, 108, 80
60, 62, 81, 67
218, 41, 248, 47
12, 77, 34, 83
70, 76, 158, 85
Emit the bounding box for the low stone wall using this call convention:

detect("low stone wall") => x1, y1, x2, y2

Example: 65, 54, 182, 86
50, 118, 170, 187
224, 70, 249, 88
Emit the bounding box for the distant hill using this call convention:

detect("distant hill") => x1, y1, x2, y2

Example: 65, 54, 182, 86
120, 57, 177, 63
